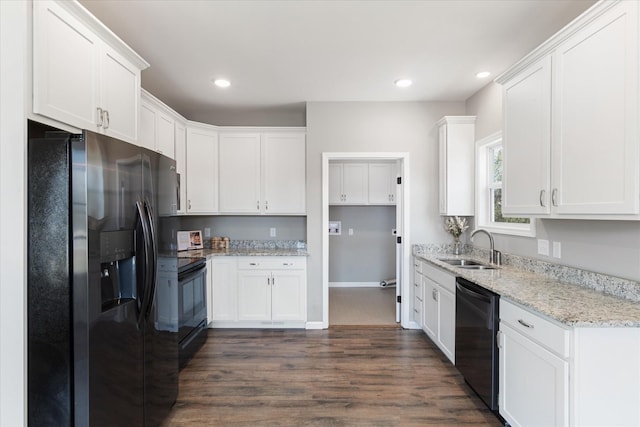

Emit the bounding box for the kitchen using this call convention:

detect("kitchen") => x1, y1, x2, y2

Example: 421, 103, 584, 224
2, 0, 640, 426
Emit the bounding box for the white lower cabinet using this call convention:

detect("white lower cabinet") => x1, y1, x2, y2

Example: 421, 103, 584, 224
499, 317, 569, 427
209, 257, 237, 325
421, 260, 456, 364
209, 256, 307, 328
499, 298, 640, 427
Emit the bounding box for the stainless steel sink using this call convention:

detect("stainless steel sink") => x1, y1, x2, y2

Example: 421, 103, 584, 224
438, 258, 498, 270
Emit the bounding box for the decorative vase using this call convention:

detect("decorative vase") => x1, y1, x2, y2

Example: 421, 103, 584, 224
452, 237, 461, 255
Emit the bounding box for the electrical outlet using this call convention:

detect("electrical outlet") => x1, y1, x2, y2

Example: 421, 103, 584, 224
348, 228, 354, 236
270, 227, 276, 237
204, 227, 211, 238
552, 241, 562, 258
537, 239, 549, 256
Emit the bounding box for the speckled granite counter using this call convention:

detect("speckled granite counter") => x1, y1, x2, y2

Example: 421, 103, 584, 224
177, 240, 308, 258
178, 247, 308, 258
413, 245, 640, 328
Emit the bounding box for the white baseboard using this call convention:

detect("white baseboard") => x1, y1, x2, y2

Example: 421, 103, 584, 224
305, 321, 325, 330
329, 281, 381, 288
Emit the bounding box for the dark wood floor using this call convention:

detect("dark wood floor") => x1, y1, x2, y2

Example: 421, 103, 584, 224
162, 328, 502, 426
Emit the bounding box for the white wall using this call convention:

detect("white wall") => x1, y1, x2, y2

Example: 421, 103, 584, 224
0, 1, 27, 425
466, 82, 640, 282
306, 101, 466, 320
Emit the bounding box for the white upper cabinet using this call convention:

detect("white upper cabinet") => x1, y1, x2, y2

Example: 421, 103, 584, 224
330, 162, 397, 205
437, 116, 476, 216
139, 89, 179, 158
502, 57, 552, 216
368, 163, 397, 205
498, 0, 639, 218
218, 133, 262, 213
262, 133, 306, 214
32, 0, 148, 143
185, 123, 218, 213
218, 130, 306, 215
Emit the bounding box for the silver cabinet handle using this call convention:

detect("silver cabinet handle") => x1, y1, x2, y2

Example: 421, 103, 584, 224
432, 289, 438, 301
249, 262, 259, 266
103, 110, 110, 129
518, 319, 534, 328
551, 188, 558, 207
265, 200, 268, 211
257, 201, 260, 210
188, 200, 191, 210
97, 108, 104, 127
539, 189, 546, 207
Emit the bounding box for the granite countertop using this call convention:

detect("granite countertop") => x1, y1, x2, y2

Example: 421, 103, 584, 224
178, 247, 309, 258
415, 251, 640, 328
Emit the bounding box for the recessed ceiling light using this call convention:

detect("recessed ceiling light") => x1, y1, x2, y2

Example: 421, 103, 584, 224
394, 78, 413, 88
476, 71, 491, 79
213, 78, 231, 88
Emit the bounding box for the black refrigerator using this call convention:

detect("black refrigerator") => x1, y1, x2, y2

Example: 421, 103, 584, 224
27, 120, 180, 426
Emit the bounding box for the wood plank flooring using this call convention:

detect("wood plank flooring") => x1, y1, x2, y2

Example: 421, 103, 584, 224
162, 328, 502, 427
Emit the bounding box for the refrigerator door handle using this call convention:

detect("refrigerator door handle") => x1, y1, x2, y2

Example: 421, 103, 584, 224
136, 199, 152, 325
143, 198, 157, 319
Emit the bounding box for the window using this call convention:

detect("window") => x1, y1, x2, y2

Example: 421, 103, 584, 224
476, 132, 535, 237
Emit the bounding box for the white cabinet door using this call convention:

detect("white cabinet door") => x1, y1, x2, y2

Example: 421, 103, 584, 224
328, 163, 343, 204
237, 271, 271, 321
551, 0, 639, 215
156, 112, 175, 158
437, 286, 455, 363
343, 164, 368, 204
139, 100, 157, 151
210, 258, 237, 323
218, 133, 261, 213
99, 44, 140, 142
422, 277, 438, 342
33, 0, 100, 131
502, 56, 552, 215
185, 126, 218, 213
175, 122, 187, 213
499, 322, 569, 427
438, 116, 475, 216
271, 270, 306, 321
368, 163, 396, 204
262, 133, 306, 214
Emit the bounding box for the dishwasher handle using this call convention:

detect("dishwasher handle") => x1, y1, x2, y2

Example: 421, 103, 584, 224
456, 281, 492, 303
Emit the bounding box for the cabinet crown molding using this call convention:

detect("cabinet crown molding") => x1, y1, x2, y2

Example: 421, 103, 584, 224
436, 116, 476, 127
495, 0, 622, 84
54, 0, 149, 70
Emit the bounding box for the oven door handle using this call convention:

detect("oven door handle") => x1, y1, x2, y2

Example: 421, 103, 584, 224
456, 282, 491, 303
179, 264, 206, 283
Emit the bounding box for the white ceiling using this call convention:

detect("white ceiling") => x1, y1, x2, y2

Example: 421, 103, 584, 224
80, 0, 596, 124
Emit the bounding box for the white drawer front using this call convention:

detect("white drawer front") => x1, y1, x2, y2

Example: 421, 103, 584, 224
501, 299, 571, 358
413, 258, 423, 274
237, 257, 305, 270
422, 261, 456, 293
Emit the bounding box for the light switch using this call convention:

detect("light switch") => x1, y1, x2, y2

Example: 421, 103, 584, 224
270, 227, 276, 237
537, 239, 549, 256
204, 228, 211, 238
348, 228, 354, 236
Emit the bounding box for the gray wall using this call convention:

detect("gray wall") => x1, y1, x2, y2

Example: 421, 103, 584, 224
466, 82, 640, 282
306, 101, 467, 321
178, 215, 306, 241
329, 206, 396, 283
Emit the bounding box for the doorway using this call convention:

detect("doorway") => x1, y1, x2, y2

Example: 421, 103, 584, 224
321, 152, 411, 329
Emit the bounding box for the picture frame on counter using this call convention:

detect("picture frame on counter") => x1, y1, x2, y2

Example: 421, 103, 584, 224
177, 230, 203, 251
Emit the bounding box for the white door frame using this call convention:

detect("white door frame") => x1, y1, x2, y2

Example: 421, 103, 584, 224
322, 152, 411, 328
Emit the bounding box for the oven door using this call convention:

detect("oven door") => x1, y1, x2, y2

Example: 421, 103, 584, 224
177, 264, 207, 344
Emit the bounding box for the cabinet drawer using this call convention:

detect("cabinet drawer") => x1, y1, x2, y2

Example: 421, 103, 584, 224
237, 257, 305, 270
413, 279, 423, 302
422, 261, 456, 293
413, 258, 423, 274
500, 299, 571, 358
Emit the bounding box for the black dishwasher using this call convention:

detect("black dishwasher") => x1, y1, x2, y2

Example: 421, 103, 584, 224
455, 277, 500, 412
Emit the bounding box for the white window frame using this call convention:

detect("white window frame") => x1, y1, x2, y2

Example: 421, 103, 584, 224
475, 131, 535, 237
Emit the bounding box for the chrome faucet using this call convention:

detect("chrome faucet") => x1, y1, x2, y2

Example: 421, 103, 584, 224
471, 229, 502, 266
